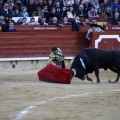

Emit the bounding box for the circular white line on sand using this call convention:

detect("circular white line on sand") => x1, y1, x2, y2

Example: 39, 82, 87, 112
14, 89, 120, 120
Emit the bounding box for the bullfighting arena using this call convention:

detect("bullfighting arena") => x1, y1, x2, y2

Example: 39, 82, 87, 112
0, 66, 120, 120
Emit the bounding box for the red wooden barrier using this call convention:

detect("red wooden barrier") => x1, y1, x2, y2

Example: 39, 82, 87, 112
103, 25, 120, 31
90, 32, 120, 50
0, 32, 89, 58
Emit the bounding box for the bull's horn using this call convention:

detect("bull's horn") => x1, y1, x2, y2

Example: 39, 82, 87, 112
71, 69, 76, 77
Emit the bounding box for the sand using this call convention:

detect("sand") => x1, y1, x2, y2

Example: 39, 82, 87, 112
0, 68, 120, 120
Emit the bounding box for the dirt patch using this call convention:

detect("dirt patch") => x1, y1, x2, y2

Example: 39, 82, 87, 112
0, 68, 120, 120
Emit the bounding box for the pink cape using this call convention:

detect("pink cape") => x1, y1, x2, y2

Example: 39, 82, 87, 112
38, 64, 72, 84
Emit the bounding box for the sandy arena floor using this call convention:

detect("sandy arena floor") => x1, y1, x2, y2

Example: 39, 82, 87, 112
0, 67, 120, 120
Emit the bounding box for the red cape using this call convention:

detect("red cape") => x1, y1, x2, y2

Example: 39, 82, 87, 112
38, 64, 72, 84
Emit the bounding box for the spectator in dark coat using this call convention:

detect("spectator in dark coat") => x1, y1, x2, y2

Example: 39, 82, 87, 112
14, 0, 24, 12
1, 2, 14, 17
47, 0, 53, 12
39, 17, 48, 25
76, 4, 88, 18
110, 0, 120, 12
70, 16, 84, 31
73, 0, 81, 14
83, 0, 94, 18
54, 1, 62, 19
5, 14, 16, 24
6, 22, 17, 32
32, 7, 42, 17
109, 12, 120, 24
1, 23, 9, 32
36, 0, 44, 10
49, 7, 57, 18
62, 16, 72, 25
27, 0, 37, 17
49, 16, 63, 26
112, 6, 120, 17
41, 5, 50, 22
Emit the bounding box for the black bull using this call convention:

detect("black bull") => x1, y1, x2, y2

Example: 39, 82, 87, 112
70, 48, 120, 83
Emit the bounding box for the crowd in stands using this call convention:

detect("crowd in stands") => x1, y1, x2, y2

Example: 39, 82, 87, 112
0, 0, 120, 31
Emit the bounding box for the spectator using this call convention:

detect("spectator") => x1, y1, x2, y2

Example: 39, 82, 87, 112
49, 16, 63, 26
97, 8, 103, 18
91, 19, 103, 29
104, 7, 113, 18
17, 17, 28, 25
36, 0, 44, 10
13, 7, 21, 17
93, 0, 100, 11
42, 5, 50, 22
110, 0, 120, 12
1, 23, 9, 32
28, 17, 39, 25
62, 16, 72, 25
27, 0, 37, 17
14, 0, 24, 12
83, 0, 94, 18
32, 7, 42, 17
1, 2, 14, 17
88, 6, 99, 18
86, 23, 104, 40
112, 6, 120, 17
20, 6, 29, 17
6, 22, 17, 32
62, 0, 71, 12
73, 0, 81, 14
109, 12, 120, 24
45, 47, 65, 68
61, 6, 67, 18
67, 5, 76, 18
62, 0, 74, 7
5, 14, 16, 24
117, 20, 120, 25
100, 0, 110, 12
0, 16, 5, 24
55, 1, 62, 19
83, 18, 91, 25
39, 17, 48, 25
71, 16, 84, 31
49, 6, 57, 18
76, 4, 87, 18
47, 0, 53, 12
8, 0, 15, 11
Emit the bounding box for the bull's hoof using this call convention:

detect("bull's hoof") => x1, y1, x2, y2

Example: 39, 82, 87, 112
96, 81, 100, 83
108, 79, 118, 83
108, 80, 113, 83
108, 79, 113, 83
87, 78, 93, 82
108, 80, 118, 83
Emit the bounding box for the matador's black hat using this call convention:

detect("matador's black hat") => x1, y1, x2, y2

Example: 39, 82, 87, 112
90, 24, 97, 27
52, 47, 57, 51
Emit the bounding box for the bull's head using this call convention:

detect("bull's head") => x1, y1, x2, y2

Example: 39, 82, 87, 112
70, 56, 86, 80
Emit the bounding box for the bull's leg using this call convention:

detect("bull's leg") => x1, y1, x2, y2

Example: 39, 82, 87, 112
94, 64, 100, 83
95, 70, 100, 83
114, 72, 120, 83
109, 65, 120, 83
86, 75, 93, 82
